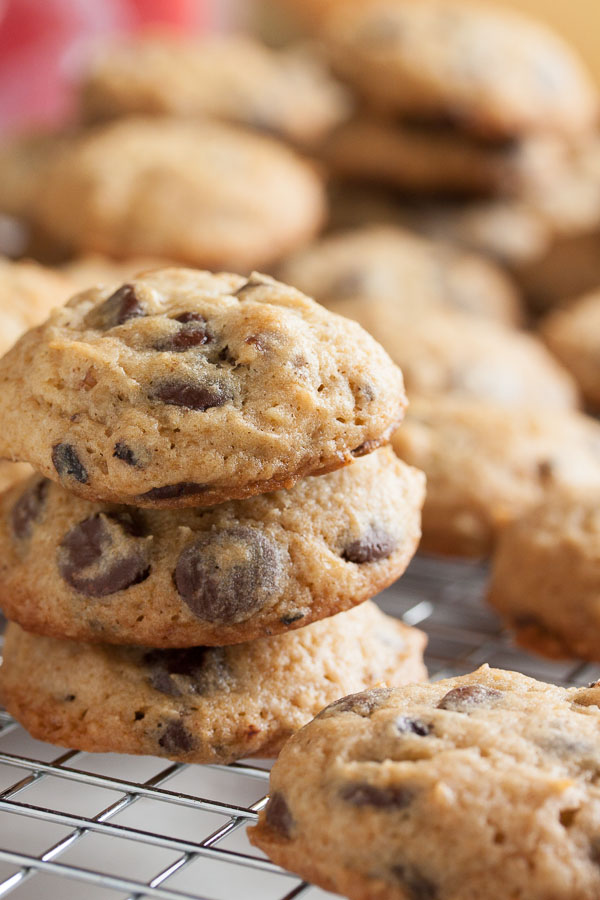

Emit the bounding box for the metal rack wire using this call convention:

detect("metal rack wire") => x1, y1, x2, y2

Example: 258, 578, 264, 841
0, 554, 598, 900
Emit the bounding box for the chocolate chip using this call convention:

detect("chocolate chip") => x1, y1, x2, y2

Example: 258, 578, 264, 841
342, 528, 397, 564
158, 719, 196, 754
351, 440, 376, 458
52, 444, 88, 484
64, 694, 76, 702
392, 866, 438, 900
85, 284, 145, 330
280, 612, 305, 626
58, 513, 151, 597
113, 442, 139, 467
11, 478, 49, 539
395, 717, 431, 737
321, 687, 392, 718
537, 459, 555, 482
590, 837, 600, 865
150, 380, 231, 411
175, 312, 204, 324
154, 318, 211, 352
265, 792, 294, 838
144, 647, 230, 697
138, 482, 208, 503
437, 684, 503, 712
175, 526, 284, 624
233, 277, 267, 297
340, 783, 414, 808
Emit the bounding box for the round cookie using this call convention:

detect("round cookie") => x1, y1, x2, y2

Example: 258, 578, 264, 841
0, 448, 424, 646
0, 131, 67, 221
0, 269, 406, 507
392, 397, 600, 557
488, 494, 600, 660
516, 232, 600, 314
327, 299, 578, 409
32, 117, 325, 271
80, 34, 350, 146
322, 1, 598, 138
0, 603, 427, 765
319, 116, 566, 196
279, 225, 522, 326
249, 666, 600, 900
542, 292, 600, 409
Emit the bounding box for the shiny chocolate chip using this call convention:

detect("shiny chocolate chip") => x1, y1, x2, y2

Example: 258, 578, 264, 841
144, 647, 230, 697
52, 444, 88, 484
150, 380, 231, 411
58, 513, 151, 597
154, 318, 211, 352
138, 482, 208, 503
175, 526, 284, 624
395, 717, 431, 737
113, 442, 139, 467
437, 684, 502, 712
265, 792, 294, 838
342, 528, 397, 564
321, 687, 392, 718
341, 783, 414, 808
11, 478, 49, 539
85, 284, 145, 330
175, 312, 205, 324
158, 719, 196, 754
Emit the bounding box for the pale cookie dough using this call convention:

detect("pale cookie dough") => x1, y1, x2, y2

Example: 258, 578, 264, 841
32, 117, 326, 271
392, 397, 600, 557
542, 291, 600, 409
250, 665, 600, 900
489, 494, 600, 660
0, 269, 406, 507
328, 299, 578, 409
279, 225, 522, 326
80, 34, 350, 146
0, 603, 427, 765
0, 449, 424, 646
322, 0, 598, 138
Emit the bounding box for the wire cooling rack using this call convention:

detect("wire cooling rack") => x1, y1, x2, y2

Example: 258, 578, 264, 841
0, 554, 599, 900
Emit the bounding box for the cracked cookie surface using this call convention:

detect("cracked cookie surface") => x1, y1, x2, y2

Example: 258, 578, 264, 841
250, 665, 600, 900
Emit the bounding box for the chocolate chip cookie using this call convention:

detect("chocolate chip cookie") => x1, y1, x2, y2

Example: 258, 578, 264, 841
0, 447, 424, 645
249, 665, 600, 900
0, 268, 406, 508
392, 397, 600, 557
542, 292, 600, 409
328, 300, 578, 409
322, 1, 598, 138
32, 117, 326, 271
80, 34, 350, 146
0, 602, 427, 764
279, 225, 522, 326
488, 493, 600, 660
320, 116, 567, 196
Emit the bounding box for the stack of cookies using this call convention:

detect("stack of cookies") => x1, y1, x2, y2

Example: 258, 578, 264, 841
0, 267, 427, 764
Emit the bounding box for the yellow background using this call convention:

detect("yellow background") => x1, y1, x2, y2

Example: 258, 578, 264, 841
489, 0, 600, 83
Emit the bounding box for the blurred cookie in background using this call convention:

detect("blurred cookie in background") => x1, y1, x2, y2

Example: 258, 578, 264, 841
542, 290, 600, 409
279, 225, 522, 325
393, 397, 600, 557
79, 34, 351, 148
31, 117, 326, 271
61, 254, 178, 291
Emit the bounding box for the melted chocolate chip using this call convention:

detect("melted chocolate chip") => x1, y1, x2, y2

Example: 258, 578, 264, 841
11, 478, 49, 539
150, 380, 231, 411
265, 792, 294, 838
138, 482, 208, 503
437, 684, 502, 712
395, 717, 431, 737
144, 647, 230, 697
58, 513, 150, 597
158, 719, 196, 754
52, 444, 88, 484
85, 284, 145, 330
341, 783, 414, 808
233, 277, 267, 297
342, 528, 397, 564
175, 312, 205, 324
351, 441, 376, 458
280, 612, 305, 626
322, 687, 392, 718
174, 526, 284, 624
392, 866, 438, 900
113, 442, 139, 467
154, 318, 211, 352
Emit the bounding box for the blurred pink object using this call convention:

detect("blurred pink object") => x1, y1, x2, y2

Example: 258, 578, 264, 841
0, 0, 212, 134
